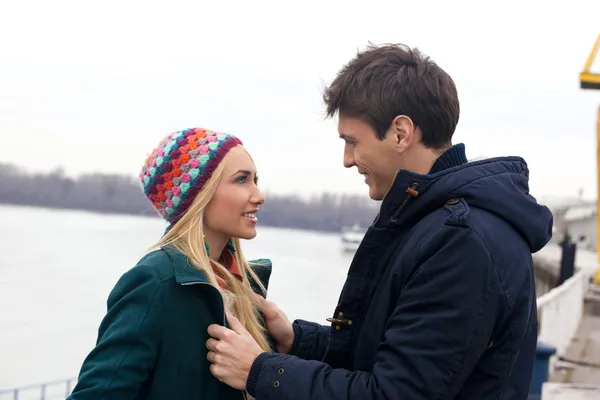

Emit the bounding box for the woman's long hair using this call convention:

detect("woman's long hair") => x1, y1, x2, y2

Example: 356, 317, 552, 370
152, 160, 271, 351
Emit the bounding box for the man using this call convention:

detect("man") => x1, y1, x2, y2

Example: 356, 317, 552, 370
206, 43, 553, 399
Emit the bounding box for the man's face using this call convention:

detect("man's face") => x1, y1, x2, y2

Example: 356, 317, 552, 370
338, 114, 402, 201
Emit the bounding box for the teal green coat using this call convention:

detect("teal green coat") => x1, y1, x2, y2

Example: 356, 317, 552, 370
68, 247, 273, 400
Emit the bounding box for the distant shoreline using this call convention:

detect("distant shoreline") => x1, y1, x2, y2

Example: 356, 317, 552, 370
0, 201, 157, 219
0, 201, 368, 234
0, 162, 379, 233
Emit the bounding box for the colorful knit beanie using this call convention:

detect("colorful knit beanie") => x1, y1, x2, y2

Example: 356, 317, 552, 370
140, 127, 243, 224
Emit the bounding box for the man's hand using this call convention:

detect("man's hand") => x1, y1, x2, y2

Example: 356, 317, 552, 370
255, 294, 294, 353
207, 312, 263, 390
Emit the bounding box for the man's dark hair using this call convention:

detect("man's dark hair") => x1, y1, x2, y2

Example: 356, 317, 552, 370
323, 43, 460, 149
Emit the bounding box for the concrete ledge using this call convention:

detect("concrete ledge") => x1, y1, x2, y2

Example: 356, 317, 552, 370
543, 382, 600, 399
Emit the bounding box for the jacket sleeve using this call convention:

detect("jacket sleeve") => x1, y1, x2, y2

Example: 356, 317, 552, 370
68, 265, 164, 399
246, 226, 499, 400
287, 319, 330, 361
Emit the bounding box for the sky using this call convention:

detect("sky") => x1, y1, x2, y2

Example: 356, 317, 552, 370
1, 0, 600, 204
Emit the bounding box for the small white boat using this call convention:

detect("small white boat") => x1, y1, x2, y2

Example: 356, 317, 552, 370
341, 224, 367, 252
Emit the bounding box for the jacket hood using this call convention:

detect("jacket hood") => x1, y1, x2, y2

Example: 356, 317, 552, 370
377, 155, 553, 253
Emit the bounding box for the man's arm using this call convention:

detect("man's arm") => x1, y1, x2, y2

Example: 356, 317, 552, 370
247, 226, 499, 400
288, 320, 330, 361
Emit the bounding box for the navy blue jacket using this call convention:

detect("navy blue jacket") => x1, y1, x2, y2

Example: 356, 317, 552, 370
247, 145, 553, 399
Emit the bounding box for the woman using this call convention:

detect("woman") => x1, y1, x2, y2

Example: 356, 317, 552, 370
68, 128, 272, 399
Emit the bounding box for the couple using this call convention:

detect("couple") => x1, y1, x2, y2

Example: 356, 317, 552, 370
68, 43, 553, 400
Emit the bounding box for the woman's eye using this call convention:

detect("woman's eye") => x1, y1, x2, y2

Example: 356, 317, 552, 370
236, 175, 247, 183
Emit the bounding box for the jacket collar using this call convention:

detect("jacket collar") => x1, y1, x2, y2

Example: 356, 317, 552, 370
374, 144, 528, 230
161, 219, 274, 290
428, 143, 469, 174
161, 243, 273, 292
159, 226, 210, 285
162, 246, 212, 285
374, 143, 468, 228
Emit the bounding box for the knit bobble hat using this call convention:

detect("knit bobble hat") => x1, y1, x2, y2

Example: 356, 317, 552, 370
140, 127, 243, 224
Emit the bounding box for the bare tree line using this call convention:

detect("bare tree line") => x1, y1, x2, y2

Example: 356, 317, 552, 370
0, 163, 379, 232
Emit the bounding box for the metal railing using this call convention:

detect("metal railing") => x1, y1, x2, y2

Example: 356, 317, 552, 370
0, 378, 76, 400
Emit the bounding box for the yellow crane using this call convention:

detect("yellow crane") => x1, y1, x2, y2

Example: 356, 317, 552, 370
580, 34, 600, 90
580, 33, 600, 283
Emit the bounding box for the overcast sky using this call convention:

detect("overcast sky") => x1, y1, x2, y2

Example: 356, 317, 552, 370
1, 0, 599, 203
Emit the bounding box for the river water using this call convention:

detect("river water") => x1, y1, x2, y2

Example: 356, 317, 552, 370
0, 205, 354, 390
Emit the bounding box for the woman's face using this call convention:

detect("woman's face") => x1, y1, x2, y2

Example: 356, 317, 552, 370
203, 146, 265, 244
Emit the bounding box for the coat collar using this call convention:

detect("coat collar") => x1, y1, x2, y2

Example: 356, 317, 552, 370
161, 244, 273, 293
374, 152, 530, 230
162, 246, 211, 285
374, 143, 468, 228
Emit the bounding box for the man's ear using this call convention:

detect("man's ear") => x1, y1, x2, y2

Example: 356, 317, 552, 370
391, 115, 415, 153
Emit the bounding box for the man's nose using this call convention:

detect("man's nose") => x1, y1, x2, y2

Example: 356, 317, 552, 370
343, 148, 356, 169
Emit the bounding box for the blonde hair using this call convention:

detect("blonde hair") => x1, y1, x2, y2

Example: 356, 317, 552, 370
152, 159, 271, 352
